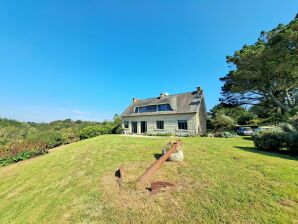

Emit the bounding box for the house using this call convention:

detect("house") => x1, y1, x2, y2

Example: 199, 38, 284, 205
121, 87, 207, 136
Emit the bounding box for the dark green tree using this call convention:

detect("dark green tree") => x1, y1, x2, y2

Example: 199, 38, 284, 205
211, 103, 255, 125
220, 15, 298, 113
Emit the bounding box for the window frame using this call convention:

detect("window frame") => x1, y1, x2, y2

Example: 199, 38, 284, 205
156, 121, 164, 130
178, 120, 188, 130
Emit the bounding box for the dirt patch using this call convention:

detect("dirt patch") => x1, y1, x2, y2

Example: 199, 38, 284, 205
101, 161, 188, 210
279, 199, 298, 207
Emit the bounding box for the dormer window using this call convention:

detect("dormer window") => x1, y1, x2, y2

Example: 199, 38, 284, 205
158, 104, 173, 111
134, 104, 173, 113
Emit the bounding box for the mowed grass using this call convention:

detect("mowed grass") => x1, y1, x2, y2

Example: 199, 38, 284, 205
0, 135, 297, 224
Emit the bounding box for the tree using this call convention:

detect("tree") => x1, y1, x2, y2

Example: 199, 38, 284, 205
220, 15, 298, 113
211, 114, 236, 132
112, 114, 123, 134
211, 103, 255, 125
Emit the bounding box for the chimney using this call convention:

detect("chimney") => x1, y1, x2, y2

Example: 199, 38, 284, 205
160, 93, 166, 99
132, 97, 139, 103
196, 86, 203, 95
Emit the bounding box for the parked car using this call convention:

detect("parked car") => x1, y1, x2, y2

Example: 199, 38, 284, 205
237, 127, 254, 136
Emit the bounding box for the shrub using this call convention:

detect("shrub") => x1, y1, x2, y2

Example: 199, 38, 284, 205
79, 125, 114, 140
0, 140, 48, 166
62, 129, 80, 144
28, 132, 63, 149
281, 116, 298, 153
252, 128, 285, 151
288, 115, 298, 129
211, 114, 236, 132
155, 133, 173, 137
43, 132, 63, 148
114, 126, 124, 134
287, 132, 298, 152
215, 132, 238, 138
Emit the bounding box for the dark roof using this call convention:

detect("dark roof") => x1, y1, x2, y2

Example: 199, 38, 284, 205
121, 91, 203, 117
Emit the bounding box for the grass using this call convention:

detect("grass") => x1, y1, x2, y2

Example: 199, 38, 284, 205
0, 135, 297, 223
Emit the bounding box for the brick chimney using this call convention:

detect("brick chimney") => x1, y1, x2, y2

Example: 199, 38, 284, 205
132, 97, 139, 103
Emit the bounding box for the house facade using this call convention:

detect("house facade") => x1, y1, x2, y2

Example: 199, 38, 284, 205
121, 87, 207, 136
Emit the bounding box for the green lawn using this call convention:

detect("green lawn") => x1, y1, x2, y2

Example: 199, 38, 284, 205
0, 135, 297, 223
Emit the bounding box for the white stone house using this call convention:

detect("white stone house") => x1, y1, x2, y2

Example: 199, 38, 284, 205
121, 87, 207, 136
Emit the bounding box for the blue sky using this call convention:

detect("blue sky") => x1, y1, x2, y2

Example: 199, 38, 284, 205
0, 1, 297, 122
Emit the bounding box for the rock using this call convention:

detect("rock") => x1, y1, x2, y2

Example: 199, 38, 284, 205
169, 149, 184, 162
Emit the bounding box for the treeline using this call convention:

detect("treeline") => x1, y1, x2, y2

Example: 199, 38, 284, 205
0, 115, 122, 166
213, 14, 298, 154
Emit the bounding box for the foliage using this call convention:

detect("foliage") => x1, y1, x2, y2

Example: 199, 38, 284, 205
252, 128, 285, 151
146, 132, 173, 137
211, 114, 236, 132
111, 114, 123, 134
80, 125, 112, 139
0, 115, 122, 166
287, 132, 298, 152
61, 128, 80, 144
211, 103, 256, 125
214, 131, 238, 138
281, 115, 298, 152
220, 15, 298, 113
31, 132, 63, 149
0, 140, 48, 166
252, 115, 298, 153
0, 152, 32, 166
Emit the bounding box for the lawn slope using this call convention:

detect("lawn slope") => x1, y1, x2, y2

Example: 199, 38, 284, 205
0, 135, 297, 223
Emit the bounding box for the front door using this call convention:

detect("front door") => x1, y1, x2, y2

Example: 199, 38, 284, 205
131, 121, 138, 134
141, 121, 147, 134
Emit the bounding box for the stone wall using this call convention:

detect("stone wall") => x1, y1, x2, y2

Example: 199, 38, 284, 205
122, 113, 198, 136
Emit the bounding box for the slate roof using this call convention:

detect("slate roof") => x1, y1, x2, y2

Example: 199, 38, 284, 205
121, 91, 203, 117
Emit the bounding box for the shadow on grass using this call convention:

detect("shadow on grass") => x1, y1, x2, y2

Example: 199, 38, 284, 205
154, 153, 163, 160
242, 136, 252, 141
115, 169, 121, 178
235, 146, 298, 161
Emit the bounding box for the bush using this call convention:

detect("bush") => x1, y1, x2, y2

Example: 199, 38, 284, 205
0, 140, 48, 166
252, 115, 298, 153
79, 125, 114, 140
43, 132, 63, 148
28, 132, 63, 149
114, 126, 124, 134
252, 128, 285, 151
62, 129, 80, 144
287, 132, 298, 152
215, 131, 238, 138
281, 116, 298, 153
211, 114, 236, 132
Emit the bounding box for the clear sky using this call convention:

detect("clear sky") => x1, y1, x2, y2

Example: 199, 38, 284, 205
0, 1, 297, 122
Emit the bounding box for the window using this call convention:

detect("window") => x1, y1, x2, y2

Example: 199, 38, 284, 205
124, 121, 129, 129
139, 105, 157, 113
156, 121, 164, 129
134, 104, 173, 113
158, 104, 173, 111
178, 120, 188, 130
